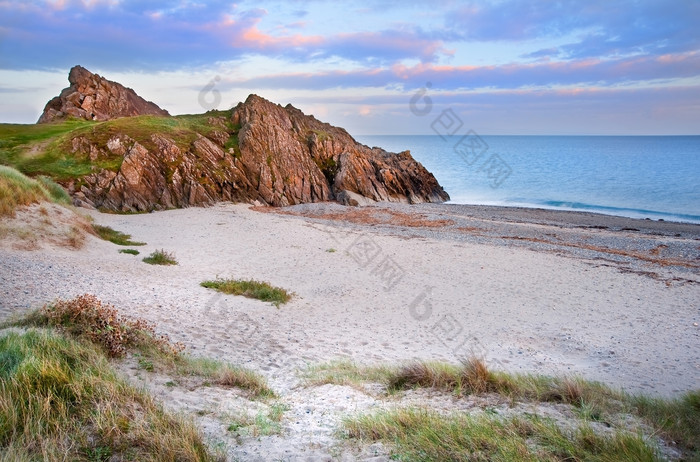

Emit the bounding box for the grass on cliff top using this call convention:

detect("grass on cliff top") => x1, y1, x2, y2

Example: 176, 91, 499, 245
0, 165, 71, 216
0, 110, 236, 181
200, 278, 292, 307
308, 359, 699, 460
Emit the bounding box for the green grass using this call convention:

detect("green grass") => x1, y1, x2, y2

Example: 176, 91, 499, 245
343, 408, 661, 461
143, 249, 178, 265
36, 175, 71, 204
0, 111, 238, 182
93, 224, 146, 246
0, 329, 218, 461
119, 248, 140, 255
200, 278, 292, 307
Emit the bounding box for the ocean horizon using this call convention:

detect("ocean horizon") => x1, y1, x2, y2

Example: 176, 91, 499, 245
357, 135, 700, 224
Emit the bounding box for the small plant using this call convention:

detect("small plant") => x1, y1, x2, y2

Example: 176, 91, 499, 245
118, 248, 140, 255
200, 278, 292, 307
326, 248, 336, 253
226, 403, 288, 437
93, 224, 146, 246
143, 249, 178, 265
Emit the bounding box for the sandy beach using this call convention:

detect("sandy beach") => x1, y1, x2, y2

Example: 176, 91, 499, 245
1, 202, 699, 460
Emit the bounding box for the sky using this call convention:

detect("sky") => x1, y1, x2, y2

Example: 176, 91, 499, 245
0, 0, 699, 135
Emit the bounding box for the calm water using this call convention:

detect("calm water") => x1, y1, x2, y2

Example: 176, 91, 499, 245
356, 135, 700, 224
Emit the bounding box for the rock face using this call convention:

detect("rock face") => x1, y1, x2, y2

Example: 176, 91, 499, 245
54, 87, 448, 211
38, 66, 169, 123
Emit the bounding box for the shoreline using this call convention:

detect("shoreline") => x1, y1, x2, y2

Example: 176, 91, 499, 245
443, 200, 700, 226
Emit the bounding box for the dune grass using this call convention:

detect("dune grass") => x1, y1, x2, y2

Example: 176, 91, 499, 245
143, 249, 178, 265
93, 224, 146, 246
200, 278, 292, 307
119, 248, 140, 255
302, 359, 394, 389
0, 165, 54, 216
3, 294, 275, 400
343, 408, 660, 462
0, 329, 218, 461
311, 358, 699, 459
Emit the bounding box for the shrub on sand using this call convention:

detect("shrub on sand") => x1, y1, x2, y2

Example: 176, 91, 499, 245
200, 278, 292, 306
143, 249, 178, 265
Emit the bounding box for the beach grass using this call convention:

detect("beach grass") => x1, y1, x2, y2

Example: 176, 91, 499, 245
2, 294, 276, 399
119, 248, 140, 255
302, 359, 394, 389
343, 407, 660, 461
143, 249, 178, 265
93, 224, 146, 246
200, 278, 292, 307
0, 328, 218, 461
0, 165, 54, 216
310, 358, 699, 459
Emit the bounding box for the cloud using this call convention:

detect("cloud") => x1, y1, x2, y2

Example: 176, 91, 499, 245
220, 51, 700, 91
445, 0, 700, 59
0, 1, 449, 70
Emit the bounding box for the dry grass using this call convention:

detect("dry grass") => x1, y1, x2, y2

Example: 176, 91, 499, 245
504, 235, 699, 269
0, 165, 51, 216
256, 206, 454, 228
24, 294, 185, 358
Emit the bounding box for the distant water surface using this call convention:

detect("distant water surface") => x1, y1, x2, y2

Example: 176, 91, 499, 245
356, 135, 700, 224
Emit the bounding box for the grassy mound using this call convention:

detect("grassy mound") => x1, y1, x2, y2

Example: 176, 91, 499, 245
0, 111, 237, 181
0, 329, 216, 461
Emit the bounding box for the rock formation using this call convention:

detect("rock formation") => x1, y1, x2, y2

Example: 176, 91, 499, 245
38, 66, 169, 123
65, 94, 449, 211
39, 66, 448, 210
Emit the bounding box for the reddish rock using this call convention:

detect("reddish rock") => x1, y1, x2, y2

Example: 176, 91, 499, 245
38, 65, 169, 123
57, 91, 448, 211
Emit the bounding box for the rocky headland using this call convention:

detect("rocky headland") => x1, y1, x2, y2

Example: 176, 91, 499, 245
38, 66, 449, 212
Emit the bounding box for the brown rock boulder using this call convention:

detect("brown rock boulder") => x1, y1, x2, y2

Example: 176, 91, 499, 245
38, 65, 169, 123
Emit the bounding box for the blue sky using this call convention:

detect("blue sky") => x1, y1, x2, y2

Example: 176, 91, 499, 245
0, 0, 698, 134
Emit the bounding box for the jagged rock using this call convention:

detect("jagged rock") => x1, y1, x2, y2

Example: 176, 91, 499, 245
64, 94, 448, 211
38, 65, 169, 123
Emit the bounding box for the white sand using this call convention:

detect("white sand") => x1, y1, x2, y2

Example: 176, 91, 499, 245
1, 202, 698, 460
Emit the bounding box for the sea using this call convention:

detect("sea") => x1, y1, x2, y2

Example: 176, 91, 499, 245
356, 135, 700, 224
